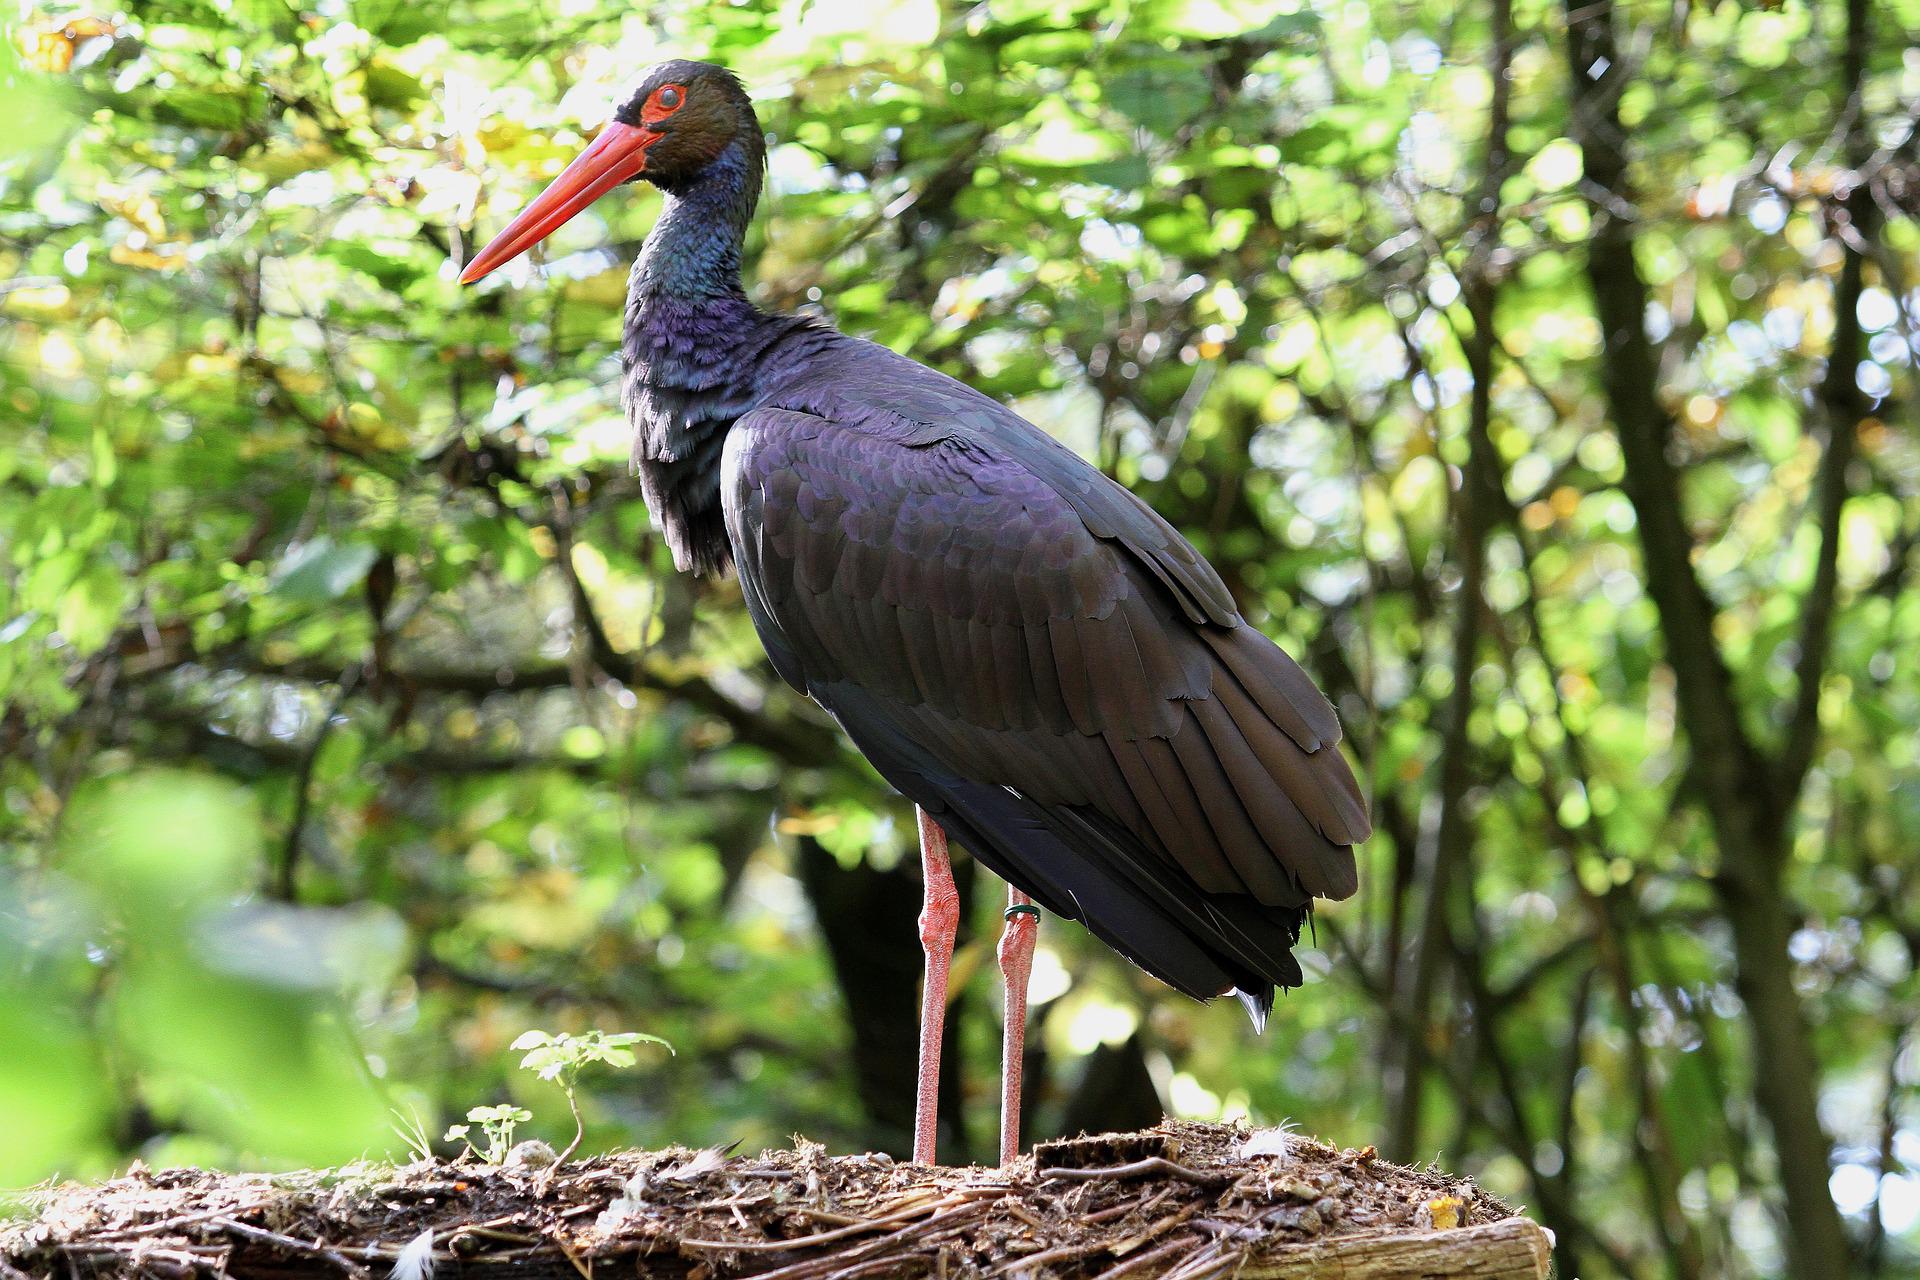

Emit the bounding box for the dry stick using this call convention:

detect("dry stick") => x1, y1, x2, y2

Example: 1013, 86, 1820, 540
1160, 1244, 1237, 1280
820, 1256, 939, 1280
1084, 1234, 1202, 1280
93, 1246, 208, 1279
737, 1200, 996, 1280
679, 1192, 994, 1255
76, 1205, 270, 1243
1108, 1203, 1206, 1257
991, 1203, 1202, 1277
210, 1218, 368, 1278
1039, 1160, 1231, 1188
555, 1238, 594, 1280
989, 1238, 1110, 1275
793, 1209, 867, 1226
1083, 1186, 1174, 1224
62, 1243, 228, 1261
448, 1225, 540, 1247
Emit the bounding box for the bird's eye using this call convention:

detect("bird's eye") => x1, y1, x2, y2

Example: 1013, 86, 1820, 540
657, 86, 682, 109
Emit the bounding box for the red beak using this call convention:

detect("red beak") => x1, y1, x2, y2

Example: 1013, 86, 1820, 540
459, 122, 660, 284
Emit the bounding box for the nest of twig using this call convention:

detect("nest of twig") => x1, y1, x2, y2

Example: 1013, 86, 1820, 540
2, 1122, 1550, 1280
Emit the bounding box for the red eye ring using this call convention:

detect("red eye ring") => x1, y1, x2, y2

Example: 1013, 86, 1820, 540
637, 82, 686, 125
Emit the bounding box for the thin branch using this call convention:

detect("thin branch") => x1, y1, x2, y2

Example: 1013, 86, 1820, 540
274, 661, 362, 902
1774, 0, 1874, 805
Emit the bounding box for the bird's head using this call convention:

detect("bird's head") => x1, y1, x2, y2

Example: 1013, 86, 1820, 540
459, 59, 760, 284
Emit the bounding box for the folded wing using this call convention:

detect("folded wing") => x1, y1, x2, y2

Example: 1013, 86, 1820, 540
721, 373, 1368, 1017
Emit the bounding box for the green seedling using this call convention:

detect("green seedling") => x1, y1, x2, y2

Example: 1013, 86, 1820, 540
444, 1103, 533, 1165
511, 1029, 672, 1166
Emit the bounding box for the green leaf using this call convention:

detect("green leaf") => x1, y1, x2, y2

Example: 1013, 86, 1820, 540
55, 562, 127, 653
271, 538, 381, 603
1105, 58, 1212, 135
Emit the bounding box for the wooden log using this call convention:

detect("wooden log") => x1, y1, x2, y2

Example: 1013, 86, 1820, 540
1, 1123, 1551, 1280
1242, 1218, 1551, 1278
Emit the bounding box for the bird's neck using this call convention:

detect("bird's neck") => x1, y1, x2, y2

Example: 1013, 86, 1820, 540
630, 139, 760, 301
622, 138, 781, 576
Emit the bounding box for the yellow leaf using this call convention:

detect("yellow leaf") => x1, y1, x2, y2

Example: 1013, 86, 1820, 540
99, 190, 169, 242
1, 284, 74, 318
776, 811, 844, 837
185, 350, 240, 377
340, 402, 410, 451
477, 121, 529, 154
268, 365, 327, 395
107, 244, 183, 272
253, 141, 336, 183
19, 15, 109, 71
27, 30, 72, 73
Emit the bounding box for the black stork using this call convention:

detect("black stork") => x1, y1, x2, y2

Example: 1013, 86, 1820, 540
461, 61, 1371, 1167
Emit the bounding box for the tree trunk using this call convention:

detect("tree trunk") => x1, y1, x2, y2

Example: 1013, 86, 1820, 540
1383, 0, 1515, 1162
1560, 1, 1856, 1272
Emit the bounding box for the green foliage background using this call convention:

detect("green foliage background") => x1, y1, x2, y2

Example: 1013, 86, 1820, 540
3, 0, 1918, 1275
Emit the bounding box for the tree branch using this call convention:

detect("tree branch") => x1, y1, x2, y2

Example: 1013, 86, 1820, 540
1562, 1, 1858, 1269
274, 661, 363, 901
1563, 0, 1771, 853
1775, 0, 1874, 804
1383, 0, 1514, 1161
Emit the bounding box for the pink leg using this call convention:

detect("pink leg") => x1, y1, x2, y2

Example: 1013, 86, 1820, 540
914, 808, 959, 1166
998, 885, 1038, 1167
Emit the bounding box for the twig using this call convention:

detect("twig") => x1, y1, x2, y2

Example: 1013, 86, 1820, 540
1159, 1242, 1236, 1280
987, 1203, 1200, 1278
447, 1225, 539, 1247
820, 1257, 930, 1280
274, 660, 364, 901
1085, 1234, 1201, 1280
1108, 1203, 1205, 1256
792, 1209, 866, 1225
555, 1237, 594, 1280
737, 1199, 997, 1280
76, 1205, 268, 1243
1039, 1160, 1231, 1188
679, 1193, 984, 1253
210, 1218, 368, 1278
1082, 1188, 1171, 1224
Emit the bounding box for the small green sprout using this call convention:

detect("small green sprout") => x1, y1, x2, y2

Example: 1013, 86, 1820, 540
511, 1029, 672, 1165
444, 1103, 534, 1165
390, 1106, 435, 1164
